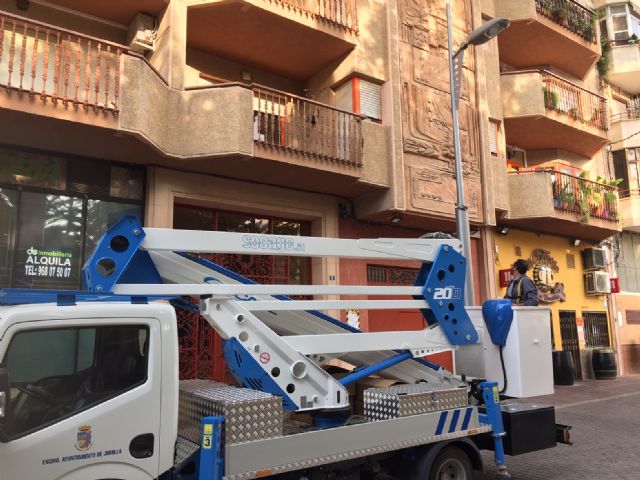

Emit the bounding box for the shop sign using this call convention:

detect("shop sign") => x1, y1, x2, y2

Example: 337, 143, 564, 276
24, 246, 73, 279
530, 248, 566, 303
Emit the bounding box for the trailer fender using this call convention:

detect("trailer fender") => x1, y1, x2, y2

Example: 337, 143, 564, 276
411, 438, 484, 478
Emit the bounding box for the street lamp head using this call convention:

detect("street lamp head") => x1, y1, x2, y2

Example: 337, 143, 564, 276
464, 17, 510, 47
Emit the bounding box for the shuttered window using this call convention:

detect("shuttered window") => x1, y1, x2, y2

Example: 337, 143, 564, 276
489, 120, 499, 156
360, 80, 382, 121
333, 78, 382, 121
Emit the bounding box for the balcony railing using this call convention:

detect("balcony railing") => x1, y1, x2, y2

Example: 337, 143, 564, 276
541, 70, 607, 131
252, 85, 363, 166
274, 0, 358, 32
551, 171, 618, 223
535, 0, 597, 43
611, 107, 640, 123
0, 11, 124, 113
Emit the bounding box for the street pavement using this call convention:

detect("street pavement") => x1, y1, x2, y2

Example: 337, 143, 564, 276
475, 375, 640, 480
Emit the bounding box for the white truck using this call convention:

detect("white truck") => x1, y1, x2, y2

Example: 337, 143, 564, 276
0, 216, 565, 480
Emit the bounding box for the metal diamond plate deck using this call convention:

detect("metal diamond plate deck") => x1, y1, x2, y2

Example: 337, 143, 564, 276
174, 435, 200, 466
179, 380, 282, 445
364, 383, 468, 421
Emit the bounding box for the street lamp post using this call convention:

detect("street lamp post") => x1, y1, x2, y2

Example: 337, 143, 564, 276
446, 4, 509, 306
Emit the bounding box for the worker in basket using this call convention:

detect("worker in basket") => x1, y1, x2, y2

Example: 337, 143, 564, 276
505, 259, 539, 306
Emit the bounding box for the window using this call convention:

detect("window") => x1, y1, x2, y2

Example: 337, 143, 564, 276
1, 325, 149, 440
613, 149, 630, 197
334, 78, 382, 122
0, 146, 144, 289
489, 120, 500, 157
608, 4, 640, 41
618, 232, 640, 292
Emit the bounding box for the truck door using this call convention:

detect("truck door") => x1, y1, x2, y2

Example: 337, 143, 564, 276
0, 317, 162, 480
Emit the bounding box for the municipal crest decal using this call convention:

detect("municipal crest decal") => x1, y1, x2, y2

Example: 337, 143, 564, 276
75, 425, 93, 451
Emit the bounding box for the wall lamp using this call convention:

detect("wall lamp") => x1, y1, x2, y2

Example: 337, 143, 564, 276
391, 213, 401, 224
571, 238, 581, 247
497, 226, 509, 235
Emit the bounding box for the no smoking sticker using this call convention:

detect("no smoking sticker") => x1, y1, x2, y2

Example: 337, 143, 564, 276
259, 352, 271, 364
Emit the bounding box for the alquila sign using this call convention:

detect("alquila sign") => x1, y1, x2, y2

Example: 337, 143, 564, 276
24, 246, 73, 279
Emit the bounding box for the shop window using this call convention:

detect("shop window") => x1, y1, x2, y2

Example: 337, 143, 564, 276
0, 188, 18, 287
0, 147, 144, 289
1, 325, 149, 440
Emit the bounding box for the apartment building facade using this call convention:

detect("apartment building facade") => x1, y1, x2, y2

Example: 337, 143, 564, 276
0, 0, 626, 379
482, 0, 622, 379
595, 0, 640, 374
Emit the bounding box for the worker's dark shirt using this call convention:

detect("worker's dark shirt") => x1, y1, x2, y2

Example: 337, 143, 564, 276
505, 276, 539, 306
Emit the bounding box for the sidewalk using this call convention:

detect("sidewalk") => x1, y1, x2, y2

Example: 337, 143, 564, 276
524, 373, 640, 408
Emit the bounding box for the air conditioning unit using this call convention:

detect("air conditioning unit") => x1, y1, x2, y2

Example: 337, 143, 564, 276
128, 13, 157, 54
585, 271, 611, 295
581, 247, 606, 270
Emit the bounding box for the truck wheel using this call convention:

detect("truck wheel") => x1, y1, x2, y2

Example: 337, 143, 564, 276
428, 446, 472, 480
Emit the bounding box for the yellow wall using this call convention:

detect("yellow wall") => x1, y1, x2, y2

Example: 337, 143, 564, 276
493, 229, 610, 350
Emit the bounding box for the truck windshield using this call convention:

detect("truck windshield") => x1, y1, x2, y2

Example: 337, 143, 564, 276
1, 324, 148, 440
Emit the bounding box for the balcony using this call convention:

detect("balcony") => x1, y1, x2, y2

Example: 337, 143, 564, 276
0, 11, 123, 127
505, 170, 621, 241
495, 0, 599, 79
607, 42, 640, 94
186, 0, 357, 81
117, 55, 387, 197
0, 12, 385, 198
252, 86, 362, 167
33, 0, 168, 25
619, 192, 640, 232
610, 107, 640, 149
501, 70, 608, 157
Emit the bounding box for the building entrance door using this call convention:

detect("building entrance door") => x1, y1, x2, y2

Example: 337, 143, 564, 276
172, 205, 311, 382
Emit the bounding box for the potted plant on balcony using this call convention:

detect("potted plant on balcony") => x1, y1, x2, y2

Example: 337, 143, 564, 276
552, 4, 568, 24
629, 34, 639, 45
577, 172, 593, 223
543, 87, 559, 110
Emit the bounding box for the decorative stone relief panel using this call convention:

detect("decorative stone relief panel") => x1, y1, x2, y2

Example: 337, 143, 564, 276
399, 0, 482, 222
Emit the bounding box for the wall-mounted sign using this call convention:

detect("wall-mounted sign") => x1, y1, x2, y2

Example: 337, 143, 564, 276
498, 269, 512, 288
530, 248, 566, 304
24, 246, 73, 279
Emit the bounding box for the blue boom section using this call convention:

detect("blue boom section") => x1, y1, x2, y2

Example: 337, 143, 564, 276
82, 215, 162, 292
223, 337, 298, 410
415, 245, 477, 346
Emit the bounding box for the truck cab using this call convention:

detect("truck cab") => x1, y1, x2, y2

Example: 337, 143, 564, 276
0, 302, 179, 480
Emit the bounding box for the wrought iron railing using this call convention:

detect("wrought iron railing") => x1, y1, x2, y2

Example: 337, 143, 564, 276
535, 0, 597, 43
551, 171, 618, 222
611, 107, 640, 123
619, 188, 640, 199
541, 70, 608, 131
252, 85, 363, 166
509, 169, 619, 223
0, 11, 125, 113
274, 0, 358, 32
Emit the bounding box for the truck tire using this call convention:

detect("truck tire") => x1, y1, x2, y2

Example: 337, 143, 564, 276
427, 446, 472, 480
